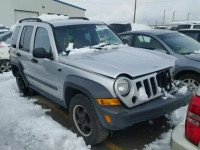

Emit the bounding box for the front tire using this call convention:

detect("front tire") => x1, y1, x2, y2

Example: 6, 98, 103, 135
69, 94, 109, 145
179, 73, 200, 92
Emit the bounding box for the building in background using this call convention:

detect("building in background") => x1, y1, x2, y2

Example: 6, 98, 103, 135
0, 0, 86, 27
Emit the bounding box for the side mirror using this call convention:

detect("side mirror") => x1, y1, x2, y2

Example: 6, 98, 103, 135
154, 48, 168, 54
33, 48, 51, 59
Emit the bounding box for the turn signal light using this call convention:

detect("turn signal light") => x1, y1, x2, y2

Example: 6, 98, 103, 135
97, 99, 121, 106
105, 115, 112, 123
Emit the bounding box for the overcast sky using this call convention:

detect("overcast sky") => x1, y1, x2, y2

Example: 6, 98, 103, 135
63, 0, 200, 25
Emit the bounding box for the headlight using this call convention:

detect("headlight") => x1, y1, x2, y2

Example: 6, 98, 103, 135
115, 77, 131, 96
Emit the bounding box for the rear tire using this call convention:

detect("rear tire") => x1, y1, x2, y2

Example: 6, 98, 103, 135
178, 73, 200, 92
16, 72, 29, 96
0, 59, 11, 73
69, 94, 109, 145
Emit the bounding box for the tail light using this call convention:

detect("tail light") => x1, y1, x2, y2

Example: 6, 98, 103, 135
0, 45, 5, 49
185, 88, 200, 146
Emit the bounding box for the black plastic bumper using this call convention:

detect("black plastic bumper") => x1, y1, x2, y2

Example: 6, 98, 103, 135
95, 92, 193, 130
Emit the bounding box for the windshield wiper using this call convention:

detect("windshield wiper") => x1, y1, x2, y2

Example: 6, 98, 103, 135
90, 43, 111, 50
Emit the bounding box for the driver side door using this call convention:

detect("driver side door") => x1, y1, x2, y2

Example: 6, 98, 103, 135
29, 26, 61, 100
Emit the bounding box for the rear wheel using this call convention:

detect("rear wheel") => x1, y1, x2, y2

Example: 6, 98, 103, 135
16, 72, 29, 96
179, 73, 200, 92
69, 94, 109, 145
0, 59, 11, 73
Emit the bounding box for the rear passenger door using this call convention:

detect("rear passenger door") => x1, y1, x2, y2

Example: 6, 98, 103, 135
29, 26, 61, 100
17, 26, 34, 79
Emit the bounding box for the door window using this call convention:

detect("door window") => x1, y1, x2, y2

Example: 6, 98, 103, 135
19, 26, 33, 52
120, 35, 133, 46
34, 27, 51, 53
134, 35, 165, 50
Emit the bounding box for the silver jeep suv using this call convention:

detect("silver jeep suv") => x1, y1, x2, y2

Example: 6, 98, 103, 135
10, 17, 192, 145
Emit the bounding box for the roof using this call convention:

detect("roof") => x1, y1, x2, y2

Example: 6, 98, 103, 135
119, 29, 177, 36
48, 19, 103, 27
179, 29, 200, 32
53, 0, 86, 11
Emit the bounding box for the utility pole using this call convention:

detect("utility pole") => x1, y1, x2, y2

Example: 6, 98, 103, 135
163, 10, 165, 25
187, 12, 190, 21
172, 11, 175, 22
133, 0, 137, 23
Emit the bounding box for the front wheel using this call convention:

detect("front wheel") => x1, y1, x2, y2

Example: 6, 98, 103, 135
69, 94, 109, 145
179, 73, 200, 92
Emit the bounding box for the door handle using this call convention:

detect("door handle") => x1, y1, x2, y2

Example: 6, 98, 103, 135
31, 58, 38, 63
16, 53, 21, 57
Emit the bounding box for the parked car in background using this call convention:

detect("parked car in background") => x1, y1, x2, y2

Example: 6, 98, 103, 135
109, 23, 151, 34
119, 30, 200, 92
0, 42, 11, 73
176, 23, 200, 31
155, 26, 168, 30
10, 16, 192, 145
179, 29, 200, 43
172, 87, 200, 150
0, 31, 13, 43
0, 24, 9, 35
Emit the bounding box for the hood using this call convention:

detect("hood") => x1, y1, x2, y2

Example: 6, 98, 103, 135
59, 46, 176, 78
185, 53, 200, 62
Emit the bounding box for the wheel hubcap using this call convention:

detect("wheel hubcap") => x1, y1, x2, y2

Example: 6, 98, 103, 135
0, 62, 11, 73
183, 78, 199, 92
73, 105, 92, 136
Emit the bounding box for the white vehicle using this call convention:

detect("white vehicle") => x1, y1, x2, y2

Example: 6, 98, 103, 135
172, 87, 200, 150
0, 43, 11, 73
0, 24, 9, 34
176, 23, 200, 30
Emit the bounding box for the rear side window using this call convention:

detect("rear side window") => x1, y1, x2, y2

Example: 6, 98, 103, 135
11, 26, 21, 45
19, 26, 33, 52
34, 27, 51, 53
193, 25, 200, 29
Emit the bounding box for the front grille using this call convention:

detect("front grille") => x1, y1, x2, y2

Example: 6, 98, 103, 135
135, 69, 172, 99
119, 69, 173, 108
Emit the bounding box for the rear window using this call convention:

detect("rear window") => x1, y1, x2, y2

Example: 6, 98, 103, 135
177, 24, 191, 30
11, 26, 21, 45
193, 25, 200, 29
181, 32, 199, 40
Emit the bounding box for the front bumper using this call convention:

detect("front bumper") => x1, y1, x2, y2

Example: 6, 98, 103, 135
171, 125, 199, 150
95, 92, 192, 130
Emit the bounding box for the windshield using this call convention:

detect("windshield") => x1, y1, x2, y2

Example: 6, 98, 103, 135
159, 33, 200, 54
55, 24, 123, 52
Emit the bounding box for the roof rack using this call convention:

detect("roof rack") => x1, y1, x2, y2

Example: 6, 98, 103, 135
69, 17, 89, 20
19, 18, 43, 23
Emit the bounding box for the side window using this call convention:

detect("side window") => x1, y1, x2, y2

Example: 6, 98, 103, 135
19, 26, 33, 52
134, 35, 165, 50
11, 26, 21, 46
34, 27, 51, 53
120, 35, 133, 46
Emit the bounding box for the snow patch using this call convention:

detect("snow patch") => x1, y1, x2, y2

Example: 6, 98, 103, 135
144, 106, 188, 150
143, 130, 172, 150
177, 86, 188, 95
138, 87, 148, 102
0, 72, 89, 150
38, 14, 69, 22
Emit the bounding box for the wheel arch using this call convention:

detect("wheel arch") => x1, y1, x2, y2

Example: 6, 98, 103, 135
174, 70, 200, 79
